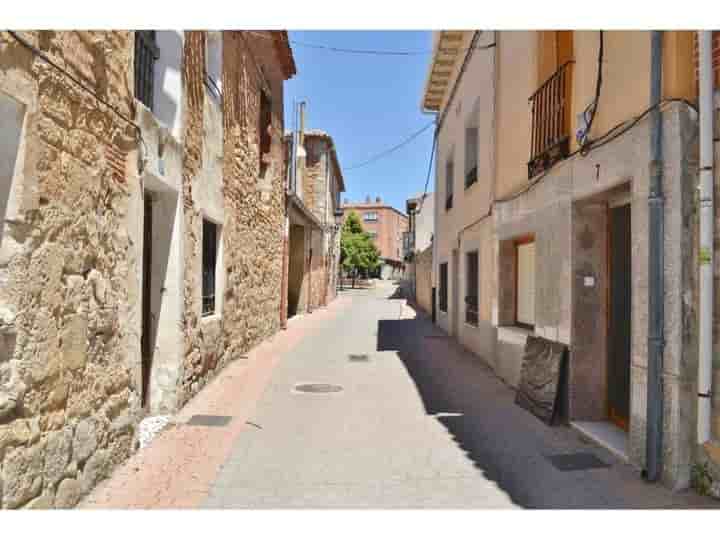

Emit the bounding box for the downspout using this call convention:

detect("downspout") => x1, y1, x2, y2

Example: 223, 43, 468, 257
646, 30, 665, 482
697, 31, 715, 445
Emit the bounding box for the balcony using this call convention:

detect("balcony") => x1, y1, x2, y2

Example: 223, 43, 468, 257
528, 61, 574, 179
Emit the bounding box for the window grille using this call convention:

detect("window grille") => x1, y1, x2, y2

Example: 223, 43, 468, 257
202, 219, 218, 316
439, 262, 448, 312
134, 31, 159, 111
465, 251, 479, 326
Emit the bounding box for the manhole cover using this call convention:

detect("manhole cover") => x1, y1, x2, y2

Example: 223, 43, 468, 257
546, 452, 609, 471
294, 383, 343, 393
348, 354, 370, 362
186, 415, 233, 427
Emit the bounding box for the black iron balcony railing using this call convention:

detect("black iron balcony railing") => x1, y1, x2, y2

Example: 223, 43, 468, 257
465, 165, 478, 189
465, 295, 479, 326
528, 60, 574, 179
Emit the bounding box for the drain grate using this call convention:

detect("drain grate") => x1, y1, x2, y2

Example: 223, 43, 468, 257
348, 354, 370, 362
546, 452, 610, 471
186, 415, 233, 427
294, 383, 343, 393
424, 335, 450, 339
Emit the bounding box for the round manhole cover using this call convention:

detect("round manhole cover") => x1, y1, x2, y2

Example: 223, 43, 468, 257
294, 383, 343, 393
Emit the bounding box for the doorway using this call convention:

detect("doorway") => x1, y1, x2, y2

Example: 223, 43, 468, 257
141, 193, 153, 409
607, 203, 631, 431
288, 224, 305, 317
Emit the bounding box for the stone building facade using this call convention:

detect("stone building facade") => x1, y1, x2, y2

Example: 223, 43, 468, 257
0, 30, 295, 508
283, 129, 345, 319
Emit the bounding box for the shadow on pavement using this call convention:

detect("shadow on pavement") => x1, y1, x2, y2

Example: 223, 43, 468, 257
375, 307, 720, 509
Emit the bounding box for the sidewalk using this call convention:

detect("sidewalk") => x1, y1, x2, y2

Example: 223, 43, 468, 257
79, 296, 353, 509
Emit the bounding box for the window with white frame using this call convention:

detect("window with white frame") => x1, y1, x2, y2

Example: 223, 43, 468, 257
515, 238, 536, 328
445, 156, 454, 211
363, 212, 378, 222
465, 250, 479, 326
465, 126, 478, 188
439, 262, 448, 312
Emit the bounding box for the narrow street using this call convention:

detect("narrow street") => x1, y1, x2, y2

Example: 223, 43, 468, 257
82, 282, 717, 509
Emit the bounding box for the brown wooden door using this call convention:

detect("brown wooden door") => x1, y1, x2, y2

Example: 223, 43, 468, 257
608, 204, 631, 430
141, 195, 153, 409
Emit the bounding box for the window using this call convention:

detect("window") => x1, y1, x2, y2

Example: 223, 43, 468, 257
363, 212, 378, 222
465, 251, 479, 326
202, 219, 218, 316
367, 231, 378, 240
465, 126, 478, 188
445, 158, 454, 211
258, 90, 272, 178
515, 238, 536, 328
134, 31, 159, 110
439, 262, 448, 313
205, 31, 223, 101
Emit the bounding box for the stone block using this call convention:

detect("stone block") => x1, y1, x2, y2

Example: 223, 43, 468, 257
61, 314, 88, 372
43, 427, 73, 488
80, 448, 109, 495
54, 478, 81, 508
23, 490, 54, 509
73, 417, 98, 465
2, 442, 44, 509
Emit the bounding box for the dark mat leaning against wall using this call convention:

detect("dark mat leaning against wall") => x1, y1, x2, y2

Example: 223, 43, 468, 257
515, 335, 568, 425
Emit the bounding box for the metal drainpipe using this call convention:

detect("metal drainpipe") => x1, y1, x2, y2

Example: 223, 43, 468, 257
646, 30, 665, 483
697, 31, 715, 445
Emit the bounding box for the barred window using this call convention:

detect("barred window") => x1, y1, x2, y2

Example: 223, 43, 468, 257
202, 219, 218, 317
259, 90, 272, 178
445, 158, 454, 211
134, 31, 159, 111
465, 251, 479, 326
439, 262, 448, 313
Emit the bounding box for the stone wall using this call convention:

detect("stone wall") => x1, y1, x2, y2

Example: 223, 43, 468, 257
178, 31, 286, 407
0, 31, 139, 509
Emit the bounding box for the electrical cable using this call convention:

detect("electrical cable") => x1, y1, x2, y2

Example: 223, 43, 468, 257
418, 124, 438, 214
580, 30, 604, 155
495, 98, 697, 204
344, 121, 434, 170
6, 31, 142, 141
246, 30, 496, 57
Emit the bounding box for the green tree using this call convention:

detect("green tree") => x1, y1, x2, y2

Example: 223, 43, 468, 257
340, 211, 380, 288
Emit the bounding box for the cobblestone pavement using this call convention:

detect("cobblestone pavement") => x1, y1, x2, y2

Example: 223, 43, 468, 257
84, 281, 719, 509
201, 282, 718, 509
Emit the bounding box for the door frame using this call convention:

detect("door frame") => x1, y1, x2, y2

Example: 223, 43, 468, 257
606, 199, 631, 431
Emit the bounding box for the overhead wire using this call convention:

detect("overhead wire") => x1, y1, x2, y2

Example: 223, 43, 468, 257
344, 121, 434, 170
245, 30, 496, 57
5, 31, 143, 141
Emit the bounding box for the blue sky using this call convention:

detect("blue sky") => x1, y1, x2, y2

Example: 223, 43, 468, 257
283, 31, 436, 214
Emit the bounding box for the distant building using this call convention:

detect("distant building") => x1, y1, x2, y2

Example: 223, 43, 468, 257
342, 197, 408, 279
403, 192, 434, 309
284, 126, 345, 320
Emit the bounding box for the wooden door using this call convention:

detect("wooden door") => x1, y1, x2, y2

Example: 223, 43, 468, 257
608, 204, 631, 430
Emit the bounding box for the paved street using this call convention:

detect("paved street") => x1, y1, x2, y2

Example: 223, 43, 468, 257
84, 281, 718, 509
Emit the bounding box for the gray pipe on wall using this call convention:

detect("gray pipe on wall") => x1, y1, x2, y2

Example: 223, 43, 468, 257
645, 30, 665, 483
